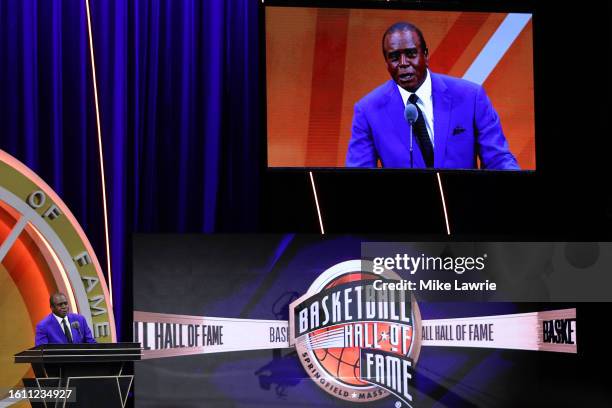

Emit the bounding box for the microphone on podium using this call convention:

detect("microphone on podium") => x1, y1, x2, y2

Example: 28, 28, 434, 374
71, 321, 82, 340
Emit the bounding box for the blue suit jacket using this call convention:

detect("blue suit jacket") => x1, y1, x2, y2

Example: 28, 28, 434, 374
346, 74, 520, 169
35, 313, 96, 345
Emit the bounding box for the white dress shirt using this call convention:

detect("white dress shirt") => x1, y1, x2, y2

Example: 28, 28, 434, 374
397, 69, 435, 146
54, 313, 72, 339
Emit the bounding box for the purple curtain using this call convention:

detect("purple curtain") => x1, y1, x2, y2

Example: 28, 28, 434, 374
0, 0, 261, 340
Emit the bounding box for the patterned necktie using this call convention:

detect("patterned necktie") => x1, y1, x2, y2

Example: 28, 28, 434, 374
62, 319, 73, 343
408, 93, 434, 167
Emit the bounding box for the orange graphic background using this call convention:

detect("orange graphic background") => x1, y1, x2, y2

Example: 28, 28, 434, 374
266, 7, 535, 169
0, 202, 54, 396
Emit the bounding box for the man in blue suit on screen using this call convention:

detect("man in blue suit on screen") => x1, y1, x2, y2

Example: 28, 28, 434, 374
346, 22, 520, 170
35, 293, 96, 345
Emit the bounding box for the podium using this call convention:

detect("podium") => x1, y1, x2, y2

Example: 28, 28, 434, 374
14, 343, 141, 408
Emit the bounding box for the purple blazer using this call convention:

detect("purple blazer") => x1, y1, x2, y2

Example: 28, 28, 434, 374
35, 313, 96, 346
346, 74, 520, 170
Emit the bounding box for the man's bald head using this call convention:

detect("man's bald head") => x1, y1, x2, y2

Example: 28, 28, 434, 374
50, 293, 69, 318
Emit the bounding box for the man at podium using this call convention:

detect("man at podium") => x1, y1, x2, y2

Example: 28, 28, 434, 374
35, 293, 96, 345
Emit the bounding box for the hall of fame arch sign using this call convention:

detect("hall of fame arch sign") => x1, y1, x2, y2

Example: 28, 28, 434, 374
0, 149, 116, 393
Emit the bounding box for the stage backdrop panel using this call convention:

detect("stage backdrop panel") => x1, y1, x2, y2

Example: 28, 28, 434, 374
132, 236, 608, 407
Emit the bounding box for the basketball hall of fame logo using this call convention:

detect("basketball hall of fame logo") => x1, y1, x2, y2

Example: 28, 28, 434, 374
289, 260, 422, 406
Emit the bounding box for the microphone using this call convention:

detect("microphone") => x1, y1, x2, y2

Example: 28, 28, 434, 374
404, 103, 419, 168
404, 103, 418, 124
71, 321, 82, 340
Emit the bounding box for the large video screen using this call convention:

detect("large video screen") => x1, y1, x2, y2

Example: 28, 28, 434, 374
265, 4, 535, 170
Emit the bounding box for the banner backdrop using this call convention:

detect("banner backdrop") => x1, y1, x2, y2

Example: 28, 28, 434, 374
133, 235, 607, 407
